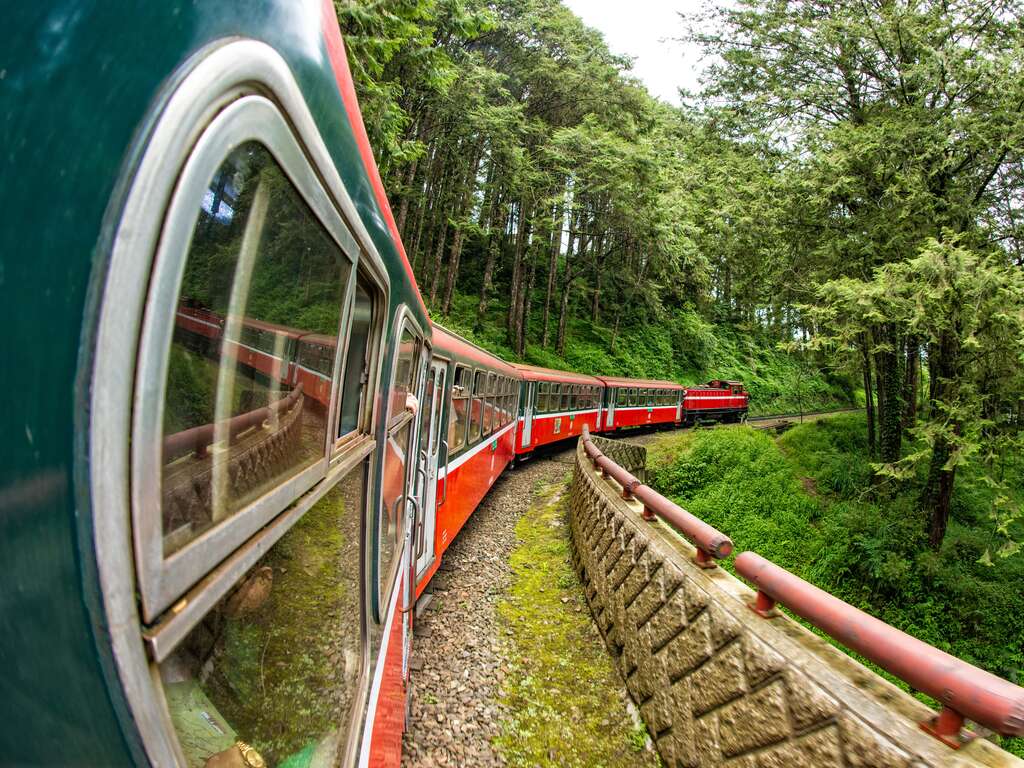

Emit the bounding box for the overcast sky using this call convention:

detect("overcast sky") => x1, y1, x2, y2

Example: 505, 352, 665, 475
562, 0, 709, 106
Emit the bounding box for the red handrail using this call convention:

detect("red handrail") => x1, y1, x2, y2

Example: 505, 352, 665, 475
580, 425, 733, 566
735, 551, 1024, 745
163, 383, 304, 462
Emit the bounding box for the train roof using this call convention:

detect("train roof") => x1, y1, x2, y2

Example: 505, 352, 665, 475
512, 363, 603, 385
433, 324, 521, 378
596, 375, 683, 390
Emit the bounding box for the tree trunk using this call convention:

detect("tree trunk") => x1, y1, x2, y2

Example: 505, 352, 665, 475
427, 224, 448, 305
441, 227, 464, 316
513, 215, 533, 356
904, 338, 919, 430
557, 222, 587, 356
875, 325, 904, 465
921, 331, 960, 550
507, 201, 528, 348
520, 238, 538, 356
860, 332, 876, 459
476, 193, 505, 326
541, 198, 564, 348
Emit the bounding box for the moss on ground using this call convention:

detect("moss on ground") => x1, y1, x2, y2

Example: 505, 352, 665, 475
495, 485, 661, 768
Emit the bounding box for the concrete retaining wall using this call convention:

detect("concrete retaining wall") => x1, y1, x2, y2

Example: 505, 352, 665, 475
568, 436, 1022, 768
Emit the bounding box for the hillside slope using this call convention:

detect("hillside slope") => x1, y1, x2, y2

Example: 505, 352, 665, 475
436, 293, 855, 416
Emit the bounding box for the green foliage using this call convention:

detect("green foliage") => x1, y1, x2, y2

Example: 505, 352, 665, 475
496, 486, 660, 767
648, 417, 1024, 756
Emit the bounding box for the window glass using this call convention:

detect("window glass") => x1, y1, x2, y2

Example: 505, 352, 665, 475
483, 373, 495, 435
448, 365, 470, 451
337, 277, 375, 439
471, 370, 485, 442
391, 329, 417, 425
161, 142, 349, 557
160, 458, 366, 768
615, 388, 624, 406
380, 414, 413, 603
537, 382, 548, 413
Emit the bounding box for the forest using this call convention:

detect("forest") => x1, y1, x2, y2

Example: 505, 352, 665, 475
333, 0, 1024, 562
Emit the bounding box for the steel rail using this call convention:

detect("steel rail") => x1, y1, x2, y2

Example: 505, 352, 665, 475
580, 425, 733, 567
735, 551, 1024, 746
163, 382, 304, 461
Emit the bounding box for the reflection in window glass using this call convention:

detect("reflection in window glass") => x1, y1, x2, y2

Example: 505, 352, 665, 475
380, 417, 412, 603
391, 329, 417, 423
338, 278, 374, 439
160, 460, 366, 768
161, 142, 348, 557
471, 371, 485, 442
448, 366, 470, 451
483, 373, 495, 435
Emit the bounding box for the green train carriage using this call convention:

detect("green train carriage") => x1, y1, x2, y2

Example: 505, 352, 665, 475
1, 2, 431, 765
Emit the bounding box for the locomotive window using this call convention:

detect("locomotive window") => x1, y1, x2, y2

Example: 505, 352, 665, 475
337, 276, 376, 440
471, 370, 485, 443
159, 142, 348, 559
449, 365, 470, 452
160, 456, 368, 768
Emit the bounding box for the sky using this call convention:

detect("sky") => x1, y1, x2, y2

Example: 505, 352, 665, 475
562, 0, 709, 106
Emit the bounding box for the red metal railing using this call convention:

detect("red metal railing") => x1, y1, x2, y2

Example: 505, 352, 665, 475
580, 425, 733, 566
735, 551, 1024, 746
163, 383, 304, 462
578, 426, 1024, 747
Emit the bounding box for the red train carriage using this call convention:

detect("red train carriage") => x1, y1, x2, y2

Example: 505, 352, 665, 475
513, 364, 604, 456
683, 379, 749, 424
412, 326, 522, 595
598, 376, 684, 431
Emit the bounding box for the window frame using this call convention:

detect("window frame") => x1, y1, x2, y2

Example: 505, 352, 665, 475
333, 267, 386, 454
89, 42, 397, 768
130, 95, 374, 624
375, 310, 428, 623
470, 369, 486, 443
449, 364, 471, 455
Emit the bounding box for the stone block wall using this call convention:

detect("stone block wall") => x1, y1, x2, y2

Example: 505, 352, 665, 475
568, 437, 1022, 768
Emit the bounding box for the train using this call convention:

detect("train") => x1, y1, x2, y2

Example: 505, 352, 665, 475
0, 3, 747, 767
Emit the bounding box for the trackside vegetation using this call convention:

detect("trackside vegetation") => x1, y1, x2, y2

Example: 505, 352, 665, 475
336, 0, 1024, 559
647, 416, 1024, 757
495, 484, 659, 767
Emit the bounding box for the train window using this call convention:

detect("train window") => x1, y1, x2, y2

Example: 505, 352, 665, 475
471, 370, 485, 443
483, 372, 496, 435
159, 456, 368, 768
390, 328, 417, 425
498, 377, 506, 427
449, 365, 470, 452
337, 276, 376, 440
536, 382, 547, 413
159, 142, 348, 559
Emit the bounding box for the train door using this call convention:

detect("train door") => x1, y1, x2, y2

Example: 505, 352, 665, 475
607, 387, 616, 427
522, 381, 536, 447
415, 359, 447, 578
677, 390, 684, 422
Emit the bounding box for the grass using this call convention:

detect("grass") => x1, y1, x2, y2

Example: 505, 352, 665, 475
495, 484, 661, 768
436, 291, 856, 416
646, 415, 1024, 757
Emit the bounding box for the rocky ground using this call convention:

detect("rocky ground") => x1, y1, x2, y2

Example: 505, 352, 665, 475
401, 449, 576, 767
401, 439, 658, 768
